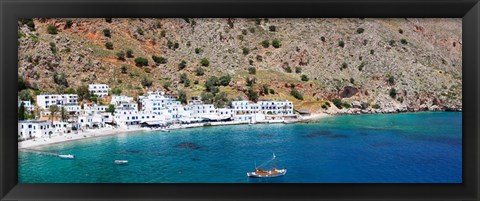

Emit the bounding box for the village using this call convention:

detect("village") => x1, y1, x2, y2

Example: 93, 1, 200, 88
18, 83, 303, 143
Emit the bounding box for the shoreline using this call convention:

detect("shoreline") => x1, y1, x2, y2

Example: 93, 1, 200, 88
17, 110, 459, 150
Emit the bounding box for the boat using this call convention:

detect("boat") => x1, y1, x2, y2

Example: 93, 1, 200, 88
114, 160, 128, 165
247, 153, 287, 178
58, 154, 75, 159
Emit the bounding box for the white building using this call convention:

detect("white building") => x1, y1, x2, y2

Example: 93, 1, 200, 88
18, 120, 54, 140
113, 108, 140, 127
111, 95, 134, 106
138, 91, 176, 114
78, 112, 112, 129
36, 94, 78, 109
83, 104, 109, 115
231, 101, 265, 122
259, 100, 294, 116
18, 100, 34, 112
63, 104, 81, 116
88, 84, 110, 97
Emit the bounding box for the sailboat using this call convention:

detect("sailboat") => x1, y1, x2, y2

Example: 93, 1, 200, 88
247, 153, 287, 178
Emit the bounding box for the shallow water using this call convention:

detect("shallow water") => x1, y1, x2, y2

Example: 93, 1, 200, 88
19, 112, 462, 183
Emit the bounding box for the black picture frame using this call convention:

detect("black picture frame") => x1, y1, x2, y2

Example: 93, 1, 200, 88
1, 0, 479, 200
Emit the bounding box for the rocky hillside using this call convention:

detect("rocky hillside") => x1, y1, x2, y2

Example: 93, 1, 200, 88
17, 18, 462, 114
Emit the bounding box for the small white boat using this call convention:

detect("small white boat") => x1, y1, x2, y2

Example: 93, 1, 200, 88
114, 160, 128, 165
58, 154, 75, 159
247, 153, 287, 178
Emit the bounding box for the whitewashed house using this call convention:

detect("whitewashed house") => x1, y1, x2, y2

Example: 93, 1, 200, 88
88, 84, 110, 97
18, 100, 34, 112
83, 104, 109, 115
259, 100, 294, 116
18, 120, 54, 140
36, 94, 78, 109
231, 101, 265, 122
111, 95, 134, 106
114, 108, 140, 127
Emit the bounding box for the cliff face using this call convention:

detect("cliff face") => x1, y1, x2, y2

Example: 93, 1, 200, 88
18, 18, 462, 113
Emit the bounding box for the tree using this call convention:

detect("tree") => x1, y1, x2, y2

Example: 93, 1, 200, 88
205, 76, 219, 93
103, 29, 111, 37
18, 77, 27, 91
60, 107, 70, 122
111, 87, 122, 95
338, 41, 345, 48
126, 49, 134, 58
285, 66, 292, 73
116, 51, 125, 60
178, 90, 187, 104
76, 85, 90, 101
18, 102, 26, 120
134, 57, 149, 67
178, 60, 187, 70
65, 20, 73, 29
389, 88, 397, 98
163, 81, 172, 90
332, 98, 343, 109
269, 25, 276, 32
141, 76, 153, 88
18, 89, 33, 102
219, 75, 231, 86
49, 105, 60, 125
269, 89, 275, 94
290, 89, 304, 100
47, 25, 57, 34
261, 40, 270, 48
106, 104, 115, 115
200, 92, 214, 104
91, 94, 99, 104
248, 67, 256, 75
262, 85, 269, 95
301, 75, 309, 81
356, 28, 365, 34
152, 55, 167, 64
105, 42, 114, 50
121, 65, 128, 74
295, 67, 302, 74
247, 87, 258, 102
195, 48, 202, 54
242, 47, 250, 55
20, 18, 36, 31
213, 92, 228, 108
200, 58, 209, 67
136, 27, 144, 35
272, 39, 281, 48
246, 77, 256, 87
387, 75, 395, 85
400, 39, 408, 45
195, 67, 205, 76
53, 72, 69, 87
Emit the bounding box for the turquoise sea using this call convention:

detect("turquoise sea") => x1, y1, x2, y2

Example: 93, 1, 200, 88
19, 112, 462, 183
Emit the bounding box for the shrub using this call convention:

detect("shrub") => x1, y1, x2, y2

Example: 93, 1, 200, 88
141, 76, 152, 87
174, 42, 179, 50
105, 42, 114, 50
256, 55, 263, 62
20, 19, 35, 31
321, 104, 328, 109
356, 28, 364, 34
103, 29, 111, 37
167, 40, 174, 49
320, 36, 325, 42
261, 40, 270, 48
389, 40, 396, 46
53, 72, 68, 87
338, 41, 345, 48
195, 48, 202, 54
134, 57, 149, 67
200, 58, 209, 66
295, 67, 302, 74
272, 39, 281, 48
105, 18, 112, 23
372, 104, 381, 109
180, 73, 189, 84
47, 25, 57, 34
358, 62, 365, 71
65, 20, 73, 29
249, 60, 254, 65
49, 42, 57, 54
262, 85, 269, 95
341, 62, 348, 70
399, 29, 404, 34
269, 89, 275, 94
242, 29, 248, 35
269, 25, 276, 32
126, 49, 134, 58
152, 55, 168, 64
205, 76, 219, 92
162, 81, 171, 90
387, 75, 395, 85
160, 30, 166, 37
178, 60, 187, 70
332, 98, 343, 109
116, 51, 125, 60
121, 65, 128, 74
400, 39, 408, 45
249, 27, 255, 33
144, 68, 151, 73
246, 77, 256, 87
247, 87, 258, 102
325, 102, 331, 107
219, 75, 231, 86
194, 80, 199, 84
136, 27, 144, 35
301, 75, 309, 82
285, 66, 292, 73
389, 88, 397, 98
111, 87, 122, 95
248, 67, 256, 75
290, 89, 303, 100
195, 67, 205, 76
342, 102, 352, 109
370, 49, 375, 55
242, 47, 250, 55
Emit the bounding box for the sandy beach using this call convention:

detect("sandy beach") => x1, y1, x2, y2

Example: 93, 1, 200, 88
18, 113, 331, 149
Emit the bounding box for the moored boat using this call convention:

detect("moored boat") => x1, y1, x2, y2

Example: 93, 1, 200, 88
58, 154, 75, 159
114, 160, 128, 165
247, 153, 286, 178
